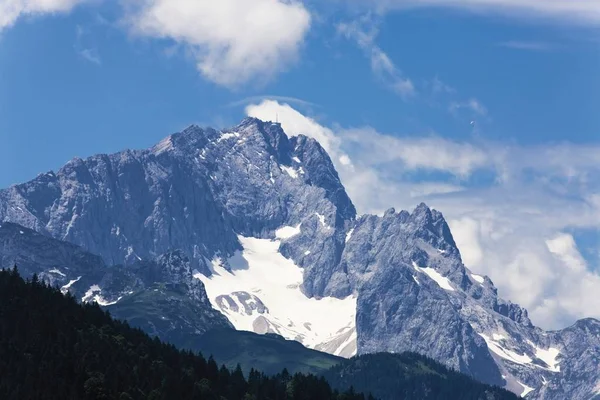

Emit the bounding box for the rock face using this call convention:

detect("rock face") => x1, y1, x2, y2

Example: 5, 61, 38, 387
1, 118, 599, 399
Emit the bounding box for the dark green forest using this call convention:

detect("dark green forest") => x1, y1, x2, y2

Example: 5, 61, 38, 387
0, 267, 370, 400
324, 353, 518, 400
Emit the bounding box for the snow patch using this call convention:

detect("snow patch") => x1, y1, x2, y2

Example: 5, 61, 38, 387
315, 213, 332, 230
280, 165, 299, 179
81, 285, 102, 303
48, 268, 66, 277
292, 156, 301, 163
96, 296, 122, 306
275, 224, 301, 239
345, 228, 354, 243
81, 285, 122, 306
479, 333, 533, 366
412, 275, 420, 285
217, 132, 240, 143
518, 381, 534, 397
471, 273, 485, 284
60, 276, 81, 294
316, 213, 325, 225
533, 345, 561, 372
412, 262, 455, 291
304, 250, 311, 255
64, 213, 78, 238
492, 333, 506, 341
195, 235, 356, 356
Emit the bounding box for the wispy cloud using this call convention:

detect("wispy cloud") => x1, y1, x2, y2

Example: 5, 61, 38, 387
246, 99, 600, 330
74, 25, 101, 65
78, 48, 101, 65
337, 17, 416, 99
429, 75, 456, 95
497, 40, 554, 51
341, 126, 489, 177
351, 0, 600, 25
449, 98, 488, 116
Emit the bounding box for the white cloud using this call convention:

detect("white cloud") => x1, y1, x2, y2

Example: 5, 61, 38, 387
408, 182, 465, 198
246, 99, 346, 161
0, 0, 83, 30
125, 0, 311, 88
338, 154, 352, 166
337, 17, 415, 98
246, 99, 600, 330
340, 126, 489, 177
350, 0, 600, 24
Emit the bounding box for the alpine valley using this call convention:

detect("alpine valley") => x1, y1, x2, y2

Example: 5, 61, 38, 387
1, 118, 599, 399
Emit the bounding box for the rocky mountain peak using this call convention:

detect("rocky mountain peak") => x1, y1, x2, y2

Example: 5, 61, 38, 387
407, 203, 458, 251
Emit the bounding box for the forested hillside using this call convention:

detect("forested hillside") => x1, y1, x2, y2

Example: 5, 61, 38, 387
0, 267, 369, 400
324, 353, 519, 400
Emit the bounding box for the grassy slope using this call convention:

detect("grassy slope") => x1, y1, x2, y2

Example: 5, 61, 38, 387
196, 329, 342, 376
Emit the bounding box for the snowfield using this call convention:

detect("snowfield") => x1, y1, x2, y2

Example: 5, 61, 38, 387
195, 235, 357, 357
275, 224, 301, 239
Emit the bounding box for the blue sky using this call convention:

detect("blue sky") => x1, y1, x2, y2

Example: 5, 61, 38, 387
1, 0, 599, 187
1, 0, 600, 329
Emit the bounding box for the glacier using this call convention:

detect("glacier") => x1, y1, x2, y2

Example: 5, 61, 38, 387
195, 235, 357, 357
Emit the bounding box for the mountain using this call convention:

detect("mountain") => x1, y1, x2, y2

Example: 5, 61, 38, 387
1, 117, 599, 399
0, 268, 368, 400
324, 352, 518, 400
